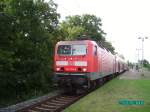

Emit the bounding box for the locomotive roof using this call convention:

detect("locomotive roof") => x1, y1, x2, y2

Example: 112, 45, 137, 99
56, 40, 95, 45
115, 55, 126, 63
56, 40, 115, 55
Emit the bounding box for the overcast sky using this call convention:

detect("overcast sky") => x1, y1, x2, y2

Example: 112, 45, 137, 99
53, 0, 150, 62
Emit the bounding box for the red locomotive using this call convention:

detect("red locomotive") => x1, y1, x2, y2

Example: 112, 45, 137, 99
54, 40, 127, 92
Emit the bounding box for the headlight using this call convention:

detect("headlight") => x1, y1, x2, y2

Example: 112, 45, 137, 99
75, 61, 87, 66
56, 67, 60, 71
82, 68, 87, 72
56, 61, 68, 66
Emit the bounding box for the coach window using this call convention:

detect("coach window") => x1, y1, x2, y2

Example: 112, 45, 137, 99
94, 46, 97, 55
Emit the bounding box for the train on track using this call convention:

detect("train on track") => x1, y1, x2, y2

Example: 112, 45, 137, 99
54, 39, 128, 93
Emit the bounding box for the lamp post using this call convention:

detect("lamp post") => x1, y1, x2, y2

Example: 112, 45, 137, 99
136, 48, 141, 63
138, 37, 148, 73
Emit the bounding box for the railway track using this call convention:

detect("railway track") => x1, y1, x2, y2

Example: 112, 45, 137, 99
17, 94, 84, 112
16, 73, 123, 112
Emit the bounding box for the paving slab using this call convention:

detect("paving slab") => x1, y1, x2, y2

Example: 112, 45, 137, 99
118, 69, 150, 80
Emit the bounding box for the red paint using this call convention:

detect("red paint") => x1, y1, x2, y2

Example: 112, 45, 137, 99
54, 40, 127, 79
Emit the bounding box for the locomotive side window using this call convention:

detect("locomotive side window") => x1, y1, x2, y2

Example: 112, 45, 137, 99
94, 46, 97, 55
57, 45, 71, 55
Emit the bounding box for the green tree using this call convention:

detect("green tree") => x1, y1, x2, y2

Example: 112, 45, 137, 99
142, 59, 150, 69
60, 14, 115, 53
0, 0, 59, 104
60, 22, 84, 40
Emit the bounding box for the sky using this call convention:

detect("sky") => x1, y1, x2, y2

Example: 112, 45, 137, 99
53, 0, 150, 62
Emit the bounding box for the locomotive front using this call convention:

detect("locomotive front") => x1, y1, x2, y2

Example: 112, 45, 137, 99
54, 40, 91, 91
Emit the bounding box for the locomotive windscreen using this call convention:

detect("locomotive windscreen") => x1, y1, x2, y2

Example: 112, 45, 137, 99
57, 45, 87, 55
57, 45, 71, 55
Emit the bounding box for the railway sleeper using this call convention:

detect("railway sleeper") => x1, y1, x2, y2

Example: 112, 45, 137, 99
35, 106, 55, 111
50, 100, 68, 104
41, 104, 58, 109
46, 102, 65, 106
55, 98, 75, 102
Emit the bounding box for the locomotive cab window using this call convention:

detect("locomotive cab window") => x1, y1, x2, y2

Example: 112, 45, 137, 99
57, 44, 87, 55
72, 45, 87, 55
57, 45, 71, 55
94, 45, 97, 55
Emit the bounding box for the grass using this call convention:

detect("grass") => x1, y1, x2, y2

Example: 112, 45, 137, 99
64, 79, 150, 112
